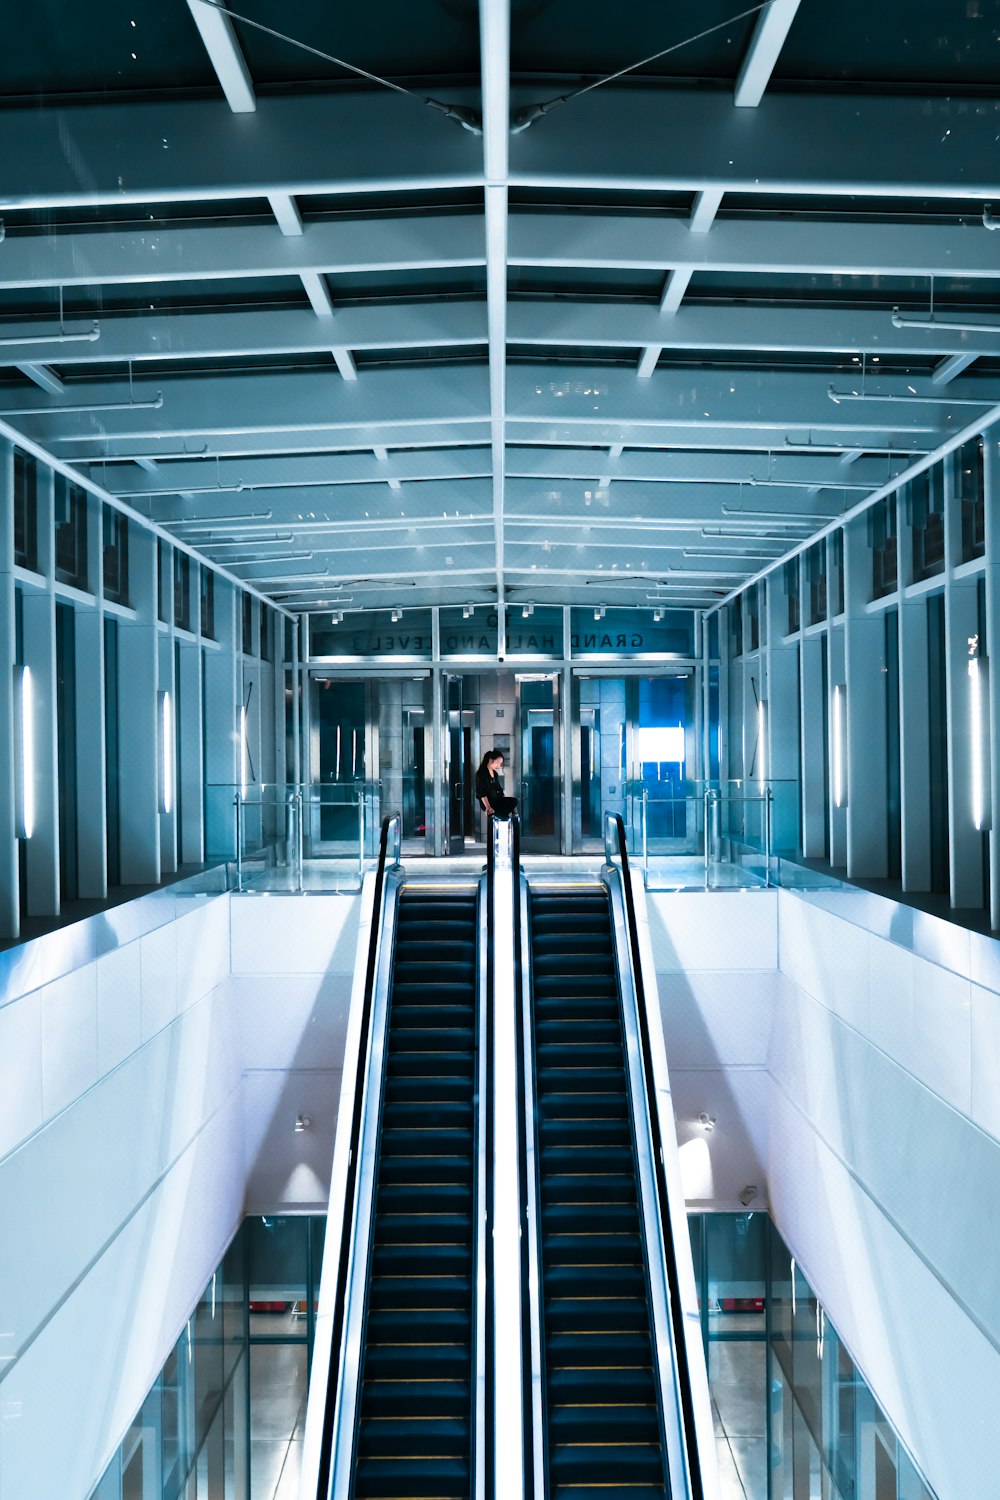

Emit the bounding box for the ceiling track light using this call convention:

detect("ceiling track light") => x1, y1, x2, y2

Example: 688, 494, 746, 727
207, 552, 314, 566
684, 547, 785, 560
721, 506, 841, 522
5, 392, 164, 416
330, 610, 344, 624
785, 438, 932, 456
0, 320, 100, 347
117, 480, 248, 498
462, 603, 475, 618
828, 383, 990, 408
522, 602, 534, 618
652, 608, 664, 622
594, 604, 606, 620
891, 307, 1000, 335
391, 607, 402, 623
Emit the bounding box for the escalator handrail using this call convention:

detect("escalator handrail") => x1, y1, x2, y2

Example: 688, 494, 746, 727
315, 811, 401, 1500
604, 811, 706, 1500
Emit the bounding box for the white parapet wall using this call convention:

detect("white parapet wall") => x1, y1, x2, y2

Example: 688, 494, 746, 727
0, 885, 362, 1500
647, 882, 1000, 1500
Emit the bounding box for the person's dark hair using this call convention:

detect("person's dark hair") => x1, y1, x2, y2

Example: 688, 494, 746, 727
478, 748, 504, 774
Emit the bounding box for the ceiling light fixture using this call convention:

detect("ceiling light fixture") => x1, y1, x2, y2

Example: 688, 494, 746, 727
594, 604, 606, 621
522, 602, 534, 618
463, 603, 475, 618
891, 307, 1000, 335
391, 607, 402, 623
5, 392, 163, 416
331, 610, 344, 624
0, 320, 100, 347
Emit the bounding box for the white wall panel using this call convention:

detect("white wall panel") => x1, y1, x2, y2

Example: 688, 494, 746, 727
229, 894, 360, 975
647, 891, 777, 972
769, 1085, 1000, 1500
909, 955, 972, 1115
40, 965, 99, 1121
242, 1068, 341, 1214
139, 920, 178, 1042
970, 982, 1000, 1143
657, 970, 775, 1068
96, 941, 142, 1077
0, 991, 43, 1162
232, 973, 353, 1072
0, 1095, 244, 1500
174, 895, 230, 1012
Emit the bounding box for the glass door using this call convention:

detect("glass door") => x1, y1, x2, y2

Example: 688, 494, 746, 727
517, 674, 561, 852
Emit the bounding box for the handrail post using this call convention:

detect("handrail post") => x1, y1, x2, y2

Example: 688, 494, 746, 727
642, 785, 648, 883
703, 788, 712, 890
234, 794, 243, 893
295, 787, 304, 893
358, 787, 365, 876
764, 786, 773, 888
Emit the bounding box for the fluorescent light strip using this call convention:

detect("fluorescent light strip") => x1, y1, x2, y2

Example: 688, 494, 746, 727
757, 699, 766, 785
240, 705, 249, 799
832, 684, 846, 809
158, 690, 174, 815
15, 665, 35, 839
969, 657, 988, 832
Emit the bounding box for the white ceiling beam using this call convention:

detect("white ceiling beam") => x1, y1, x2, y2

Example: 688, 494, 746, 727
734, 0, 803, 108
15, 364, 64, 395
6, 213, 1000, 290
3, 90, 999, 210
480, 0, 511, 621
268, 192, 304, 236
932, 353, 979, 385
184, 0, 256, 114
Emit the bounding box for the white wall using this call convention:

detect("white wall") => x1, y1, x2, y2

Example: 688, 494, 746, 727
0, 886, 362, 1500
230, 896, 360, 1212
648, 883, 1000, 1500
772, 887, 1000, 1500
647, 890, 776, 1209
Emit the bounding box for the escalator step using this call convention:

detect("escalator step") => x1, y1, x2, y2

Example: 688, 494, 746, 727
357, 1415, 470, 1459
353, 1456, 469, 1499
365, 1307, 473, 1342
368, 1274, 471, 1312
547, 1365, 660, 1406
541, 1174, 637, 1206
360, 1378, 470, 1418
549, 1444, 664, 1486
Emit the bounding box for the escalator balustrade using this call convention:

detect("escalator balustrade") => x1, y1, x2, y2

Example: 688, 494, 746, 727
351, 889, 479, 1500
529, 890, 668, 1500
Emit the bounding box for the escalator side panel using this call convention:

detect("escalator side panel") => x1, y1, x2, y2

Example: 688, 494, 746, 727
351, 890, 480, 1500
528, 890, 669, 1500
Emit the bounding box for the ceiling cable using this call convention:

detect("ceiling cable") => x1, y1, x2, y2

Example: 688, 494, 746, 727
511, 3, 768, 132
194, 0, 483, 133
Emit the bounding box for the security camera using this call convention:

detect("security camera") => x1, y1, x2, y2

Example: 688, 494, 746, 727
739, 1185, 758, 1207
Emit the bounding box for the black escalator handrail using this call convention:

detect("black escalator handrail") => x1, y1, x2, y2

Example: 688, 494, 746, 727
608, 812, 705, 1500
315, 811, 401, 1500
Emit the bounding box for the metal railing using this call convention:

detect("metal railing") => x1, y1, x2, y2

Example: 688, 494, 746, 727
603, 811, 711, 1500
310, 812, 401, 1500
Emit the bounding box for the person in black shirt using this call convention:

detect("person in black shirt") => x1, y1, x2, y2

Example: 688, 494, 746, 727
475, 749, 517, 818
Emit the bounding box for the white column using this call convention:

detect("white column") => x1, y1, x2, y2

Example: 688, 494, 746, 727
799, 632, 826, 858
0, 440, 17, 939
843, 518, 888, 878
22, 463, 59, 915
157, 629, 178, 876
177, 637, 204, 864
984, 440, 1000, 930
763, 573, 800, 853
897, 487, 932, 892
943, 452, 986, 910
203, 579, 239, 860
118, 526, 160, 885
74, 494, 107, 899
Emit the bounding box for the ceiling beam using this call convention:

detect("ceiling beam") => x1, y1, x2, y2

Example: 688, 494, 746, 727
15, 363, 64, 394
5, 300, 998, 370
184, 0, 256, 114
5, 214, 999, 291
734, 0, 802, 108
0, 90, 997, 210
480, 0, 511, 624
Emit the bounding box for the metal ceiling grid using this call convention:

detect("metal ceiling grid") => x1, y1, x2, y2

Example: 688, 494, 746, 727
0, 0, 997, 620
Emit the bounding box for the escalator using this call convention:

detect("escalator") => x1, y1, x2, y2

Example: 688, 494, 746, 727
527, 888, 670, 1499
351, 887, 480, 1499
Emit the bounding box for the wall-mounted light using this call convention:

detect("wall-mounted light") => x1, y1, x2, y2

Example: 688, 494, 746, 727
330, 610, 344, 625
463, 603, 475, 619
13, 665, 34, 840
757, 698, 767, 785
522, 602, 534, 619
697, 1111, 716, 1132
652, 608, 664, 622
294, 1114, 312, 1133
391, 607, 402, 623
594, 604, 606, 621
157, 690, 174, 815
969, 646, 991, 831
832, 683, 847, 808
240, 704, 249, 799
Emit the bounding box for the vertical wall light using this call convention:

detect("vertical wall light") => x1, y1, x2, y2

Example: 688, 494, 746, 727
240, 703, 249, 799
157, 690, 174, 815
13, 664, 35, 839
832, 684, 847, 809
968, 648, 991, 831
757, 698, 767, 785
